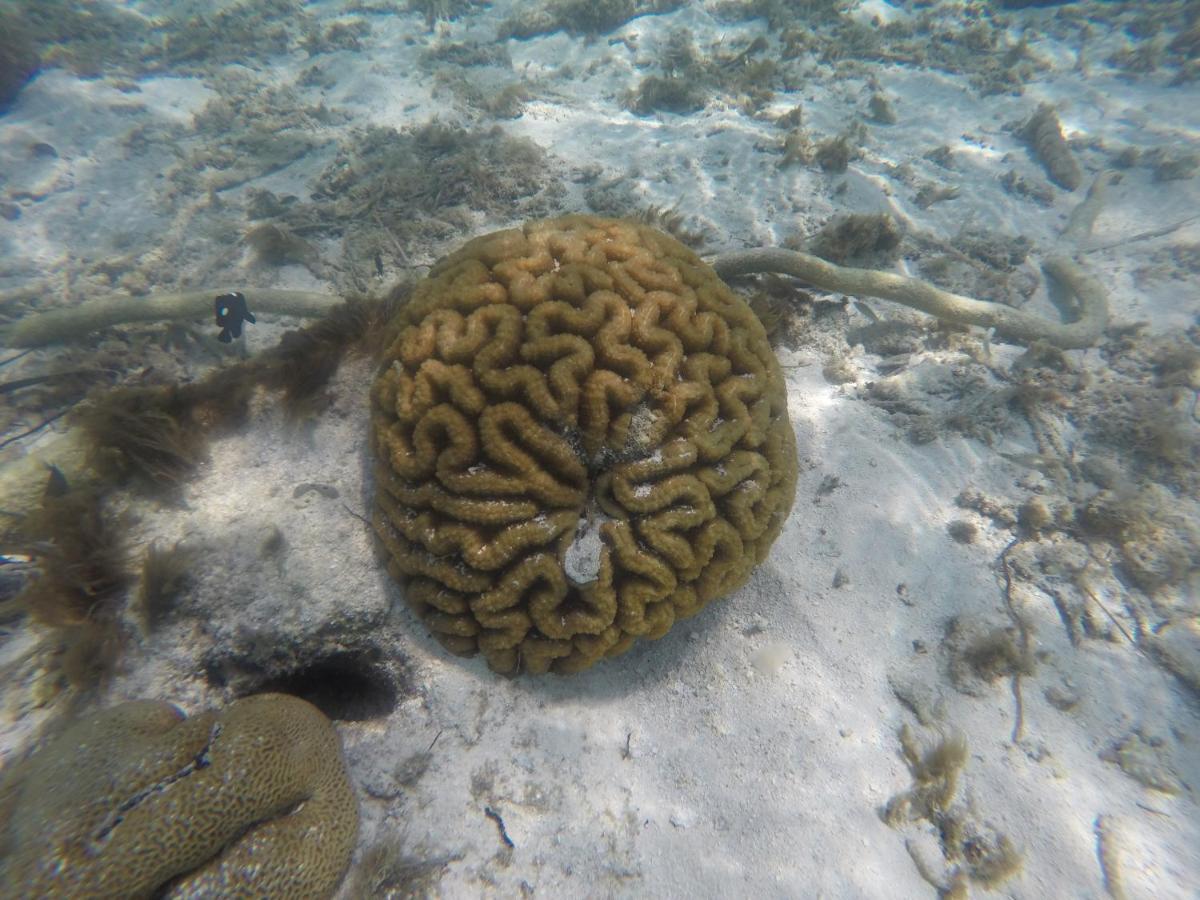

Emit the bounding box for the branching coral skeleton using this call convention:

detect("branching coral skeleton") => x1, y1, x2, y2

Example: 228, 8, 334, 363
2, 218, 1111, 350
2, 288, 339, 348
710, 250, 1108, 349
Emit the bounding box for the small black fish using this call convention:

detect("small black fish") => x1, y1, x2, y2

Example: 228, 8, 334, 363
214, 292, 256, 343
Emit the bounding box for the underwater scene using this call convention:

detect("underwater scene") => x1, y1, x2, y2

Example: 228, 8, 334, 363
0, 0, 1198, 897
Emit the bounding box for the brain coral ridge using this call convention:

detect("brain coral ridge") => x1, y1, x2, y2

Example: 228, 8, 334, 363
0, 693, 358, 900
371, 215, 799, 675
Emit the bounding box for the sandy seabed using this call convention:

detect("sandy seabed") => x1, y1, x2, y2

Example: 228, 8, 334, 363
2, 1, 1198, 898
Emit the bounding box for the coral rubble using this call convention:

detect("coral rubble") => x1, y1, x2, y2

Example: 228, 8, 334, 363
1018, 102, 1082, 192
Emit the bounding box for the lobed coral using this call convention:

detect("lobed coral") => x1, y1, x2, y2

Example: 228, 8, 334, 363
370, 215, 798, 675
0, 693, 358, 899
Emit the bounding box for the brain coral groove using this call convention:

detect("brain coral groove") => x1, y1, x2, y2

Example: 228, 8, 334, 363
371, 215, 799, 675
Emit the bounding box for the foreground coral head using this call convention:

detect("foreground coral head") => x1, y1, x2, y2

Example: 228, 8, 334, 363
0, 694, 358, 900
371, 215, 799, 675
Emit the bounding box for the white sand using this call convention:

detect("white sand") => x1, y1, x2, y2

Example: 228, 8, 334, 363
1, 1, 1198, 898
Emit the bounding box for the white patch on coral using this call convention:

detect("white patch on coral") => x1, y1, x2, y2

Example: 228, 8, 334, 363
563, 508, 610, 585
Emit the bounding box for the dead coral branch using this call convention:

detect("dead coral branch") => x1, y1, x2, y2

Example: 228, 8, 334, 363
5, 251, 1109, 351
710, 249, 1109, 349
3, 289, 339, 348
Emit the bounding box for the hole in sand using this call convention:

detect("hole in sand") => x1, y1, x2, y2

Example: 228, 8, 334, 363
252, 650, 403, 722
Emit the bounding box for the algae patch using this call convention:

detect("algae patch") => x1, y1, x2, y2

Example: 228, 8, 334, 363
884, 725, 1023, 897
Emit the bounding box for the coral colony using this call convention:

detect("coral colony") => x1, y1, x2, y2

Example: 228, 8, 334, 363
371, 216, 799, 674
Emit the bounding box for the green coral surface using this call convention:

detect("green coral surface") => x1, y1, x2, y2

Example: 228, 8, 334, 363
0, 693, 358, 900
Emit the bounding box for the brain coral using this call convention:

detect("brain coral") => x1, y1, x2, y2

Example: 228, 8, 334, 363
0, 693, 358, 900
370, 214, 799, 675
